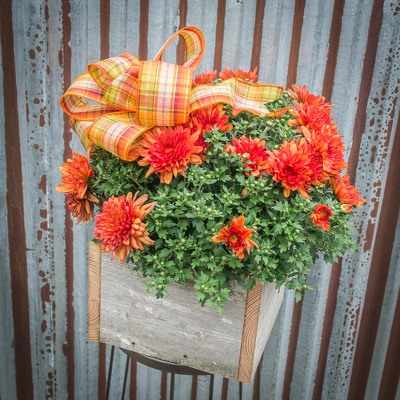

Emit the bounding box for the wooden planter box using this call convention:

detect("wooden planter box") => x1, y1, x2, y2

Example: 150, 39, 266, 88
88, 242, 284, 383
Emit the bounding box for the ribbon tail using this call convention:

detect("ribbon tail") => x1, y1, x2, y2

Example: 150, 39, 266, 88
189, 78, 286, 117
70, 118, 93, 150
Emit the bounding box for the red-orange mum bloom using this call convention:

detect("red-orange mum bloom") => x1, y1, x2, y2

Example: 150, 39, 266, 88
266, 139, 314, 198
310, 204, 333, 232
220, 66, 258, 82
188, 104, 233, 151
192, 70, 217, 86
288, 85, 331, 112
226, 135, 270, 177
138, 125, 203, 184
56, 150, 94, 199
190, 104, 233, 134
289, 103, 333, 133
66, 192, 99, 224
301, 126, 347, 178
330, 174, 366, 213
94, 192, 156, 262
212, 215, 258, 259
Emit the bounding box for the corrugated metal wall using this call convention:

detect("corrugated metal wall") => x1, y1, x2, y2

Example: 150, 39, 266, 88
0, 0, 399, 399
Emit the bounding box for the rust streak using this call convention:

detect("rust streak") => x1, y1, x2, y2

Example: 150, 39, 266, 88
139, 0, 149, 60
41, 282, 51, 314
0, 0, 34, 397
322, 0, 345, 101
250, 0, 266, 71
282, 300, 303, 400
100, 0, 110, 60
221, 377, 229, 400
38, 175, 47, 195
190, 375, 197, 400
160, 371, 167, 400
62, 0, 75, 398
213, 0, 227, 72
98, 343, 106, 400
348, 105, 400, 399
285, 0, 306, 87
177, 0, 188, 65
129, 359, 137, 400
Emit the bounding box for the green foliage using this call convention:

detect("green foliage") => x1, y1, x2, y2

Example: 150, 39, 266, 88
88, 92, 357, 311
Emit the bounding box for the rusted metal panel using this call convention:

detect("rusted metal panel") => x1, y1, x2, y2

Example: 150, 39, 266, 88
323, 1, 399, 398
366, 218, 400, 399
0, 37, 18, 400
12, 0, 71, 397
186, 0, 219, 73
258, 0, 295, 86
1, 0, 399, 399
147, 0, 180, 63
69, 1, 103, 398
221, 0, 257, 71
109, 0, 141, 58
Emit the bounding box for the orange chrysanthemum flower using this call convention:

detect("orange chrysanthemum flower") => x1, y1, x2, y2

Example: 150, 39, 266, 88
66, 192, 99, 224
138, 125, 203, 184
310, 204, 333, 231
188, 104, 233, 151
94, 192, 156, 262
301, 126, 347, 178
330, 174, 366, 213
190, 104, 233, 134
288, 85, 331, 111
192, 70, 217, 86
266, 139, 314, 198
226, 136, 270, 177
289, 103, 333, 133
56, 150, 94, 199
212, 215, 258, 259
220, 66, 258, 82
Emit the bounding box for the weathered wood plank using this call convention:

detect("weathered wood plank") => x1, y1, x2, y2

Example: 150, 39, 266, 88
88, 241, 101, 341
253, 281, 284, 379
97, 248, 283, 383
238, 282, 263, 382
100, 251, 247, 380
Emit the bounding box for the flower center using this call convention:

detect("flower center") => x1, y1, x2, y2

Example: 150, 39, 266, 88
230, 235, 238, 243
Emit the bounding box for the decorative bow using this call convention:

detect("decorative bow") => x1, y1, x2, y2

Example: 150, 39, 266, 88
61, 26, 287, 161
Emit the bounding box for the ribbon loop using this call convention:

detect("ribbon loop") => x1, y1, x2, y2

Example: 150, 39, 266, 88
60, 26, 286, 162
153, 26, 205, 69
137, 60, 192, 126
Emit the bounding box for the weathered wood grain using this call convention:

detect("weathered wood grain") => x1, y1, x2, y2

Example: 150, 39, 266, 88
253, 280, 285, 377
237, 281, 263, 382
100, 251, 247, 380
96, 248, 283, 383
88, 241, 101, 341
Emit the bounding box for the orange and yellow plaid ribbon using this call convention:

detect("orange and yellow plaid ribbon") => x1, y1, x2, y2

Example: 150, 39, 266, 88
61, 26, 287, 161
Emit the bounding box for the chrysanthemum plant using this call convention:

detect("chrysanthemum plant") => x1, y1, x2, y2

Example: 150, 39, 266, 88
58, 66, 364, 312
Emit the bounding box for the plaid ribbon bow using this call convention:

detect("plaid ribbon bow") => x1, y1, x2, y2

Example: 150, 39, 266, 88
61, 26, 287, 161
